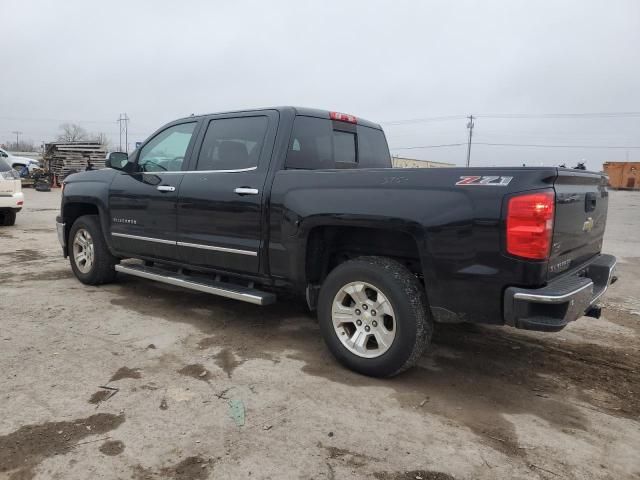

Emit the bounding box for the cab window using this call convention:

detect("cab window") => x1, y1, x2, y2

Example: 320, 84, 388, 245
285, 116, 390, 170
138, 122, 196, 172
195, 116, 269, 171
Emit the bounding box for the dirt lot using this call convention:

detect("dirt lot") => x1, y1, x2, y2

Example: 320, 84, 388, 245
1, 189, 638, 480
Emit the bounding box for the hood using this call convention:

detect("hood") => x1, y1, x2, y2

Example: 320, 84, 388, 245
64, 168, 117, 184
10, 155, 39, 164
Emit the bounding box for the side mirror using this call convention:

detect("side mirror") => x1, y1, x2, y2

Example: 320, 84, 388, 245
106, 151, 129, 170
0, 152, 8, 158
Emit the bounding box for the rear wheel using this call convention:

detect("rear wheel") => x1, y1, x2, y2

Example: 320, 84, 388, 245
69, 215, 117, 285
0, 210, 16, 226
317, 256, 432, 377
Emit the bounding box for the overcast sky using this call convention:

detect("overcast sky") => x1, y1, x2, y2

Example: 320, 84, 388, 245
2, 0, 639, 170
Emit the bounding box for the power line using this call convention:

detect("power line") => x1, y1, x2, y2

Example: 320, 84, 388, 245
381, 111, 640, 126
391, 142, 640, 150
475, 112, 640, 119
474, 142, 640, 149
466, 115, 474, 167
390, 143, 466, 150
0, 115, 118, 125
117, 113, 130, 153
11, 131, 22, 147
381, 115, 467, 126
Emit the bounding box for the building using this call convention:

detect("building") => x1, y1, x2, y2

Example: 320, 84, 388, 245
603, 162, 640, 190
392, 156, 455, 168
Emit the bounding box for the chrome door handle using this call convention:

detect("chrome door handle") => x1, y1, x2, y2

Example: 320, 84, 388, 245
234, 187, 259, 195
157, 185, 176, 192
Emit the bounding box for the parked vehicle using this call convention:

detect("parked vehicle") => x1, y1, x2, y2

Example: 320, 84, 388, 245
0, 156, 24, 226
0, 148, 40, 173
56, 107, 617, 377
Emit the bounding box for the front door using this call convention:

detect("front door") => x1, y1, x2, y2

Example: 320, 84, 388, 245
176, 111, 278, 274
109, 121, 199, 261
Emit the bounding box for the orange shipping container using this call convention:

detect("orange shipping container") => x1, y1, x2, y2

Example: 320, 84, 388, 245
603, 162, 640, 190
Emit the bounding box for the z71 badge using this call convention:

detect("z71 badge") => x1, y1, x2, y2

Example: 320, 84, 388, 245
456, 175, 513, 186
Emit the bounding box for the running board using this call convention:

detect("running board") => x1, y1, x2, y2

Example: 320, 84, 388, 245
115, 264, 276, 306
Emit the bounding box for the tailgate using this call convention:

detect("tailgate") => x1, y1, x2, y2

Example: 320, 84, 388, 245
548, 169, 608, 279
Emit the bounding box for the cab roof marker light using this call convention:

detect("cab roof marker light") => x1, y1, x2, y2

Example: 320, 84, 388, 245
329, 112, 358, 124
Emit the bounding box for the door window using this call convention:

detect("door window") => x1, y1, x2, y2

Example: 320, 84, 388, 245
196, 116, 269, 171
138, 122, 196, 172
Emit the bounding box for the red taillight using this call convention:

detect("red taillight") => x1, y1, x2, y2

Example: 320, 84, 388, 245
329, 111, 357, 124
506, 191, 555, 260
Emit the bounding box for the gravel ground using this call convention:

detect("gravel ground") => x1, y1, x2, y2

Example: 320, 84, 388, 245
0, 188, 638, 480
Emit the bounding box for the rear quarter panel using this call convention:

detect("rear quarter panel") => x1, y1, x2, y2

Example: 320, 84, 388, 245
269, 167, 558, 325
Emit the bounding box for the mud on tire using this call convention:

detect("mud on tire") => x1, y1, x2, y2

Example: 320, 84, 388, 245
317, 256, 432, 377
68, 215, 118, 285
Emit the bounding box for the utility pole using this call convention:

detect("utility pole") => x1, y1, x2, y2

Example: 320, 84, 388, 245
11, 131, 23, 150
117, 113, 130, 153
465, 115, 474, 167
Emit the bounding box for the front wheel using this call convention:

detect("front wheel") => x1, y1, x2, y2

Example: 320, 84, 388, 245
69, 215, 117, 285
317, 256, 432, 377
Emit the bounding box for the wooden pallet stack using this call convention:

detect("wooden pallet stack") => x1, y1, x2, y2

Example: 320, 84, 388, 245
44, 142, 107, 178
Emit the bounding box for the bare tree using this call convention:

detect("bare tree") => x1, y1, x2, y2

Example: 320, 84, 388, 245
5, 140, 37, 151
92, 132, 111, 148
56, 123, 89, 142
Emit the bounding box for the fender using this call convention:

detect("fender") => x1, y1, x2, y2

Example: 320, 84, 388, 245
60, 169, 117, 255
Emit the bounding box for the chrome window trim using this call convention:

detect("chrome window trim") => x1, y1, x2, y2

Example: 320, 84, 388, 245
112, 232, 176, 245
142, 166, 258, 175
177, 241, 257, 256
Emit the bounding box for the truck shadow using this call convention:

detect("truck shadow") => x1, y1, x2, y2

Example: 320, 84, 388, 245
108, 276, 638, 458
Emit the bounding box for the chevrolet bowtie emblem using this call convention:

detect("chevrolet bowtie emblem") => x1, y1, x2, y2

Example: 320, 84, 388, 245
583, 217, 594, 233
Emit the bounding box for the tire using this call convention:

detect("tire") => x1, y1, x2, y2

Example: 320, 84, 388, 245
0, 210, 16, 226
69, 215, 117, 285
317, 256, 432, 377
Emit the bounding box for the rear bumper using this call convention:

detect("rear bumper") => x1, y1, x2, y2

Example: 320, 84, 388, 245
0, 192, 24, 209
503, 254, 617, 332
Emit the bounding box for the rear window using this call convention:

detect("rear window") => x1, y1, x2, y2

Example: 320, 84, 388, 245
285, 116, 390, 170
0, 157, 11, 172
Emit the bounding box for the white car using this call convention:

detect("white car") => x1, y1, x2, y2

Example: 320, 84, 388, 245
0, 147, 40, 173
0, 156, 24, 226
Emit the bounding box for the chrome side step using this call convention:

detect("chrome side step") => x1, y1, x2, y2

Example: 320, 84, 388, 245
115, 263, 276, 306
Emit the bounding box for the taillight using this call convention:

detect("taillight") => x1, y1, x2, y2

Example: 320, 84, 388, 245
329, 111, 357, 124
506, 190, 555, 260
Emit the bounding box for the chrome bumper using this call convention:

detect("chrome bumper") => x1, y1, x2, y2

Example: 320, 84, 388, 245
504, 254, 617, 332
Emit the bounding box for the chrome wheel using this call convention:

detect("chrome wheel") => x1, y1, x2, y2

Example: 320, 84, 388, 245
332, 281, 396, 358
72, 228, 94, 274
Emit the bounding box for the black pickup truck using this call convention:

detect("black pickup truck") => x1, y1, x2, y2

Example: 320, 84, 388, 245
56, 107, 617, 377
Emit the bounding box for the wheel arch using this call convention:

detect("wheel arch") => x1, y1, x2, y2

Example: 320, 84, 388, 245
301, 222, 429, 309
61, 200, 113, 256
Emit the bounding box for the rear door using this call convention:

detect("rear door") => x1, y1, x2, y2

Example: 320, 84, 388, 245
548, 169, 609, 279
109, 121, 200, 261
176, 111, 278, 273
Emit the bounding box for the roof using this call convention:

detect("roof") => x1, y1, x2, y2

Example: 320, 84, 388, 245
174, 106, 382, 130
